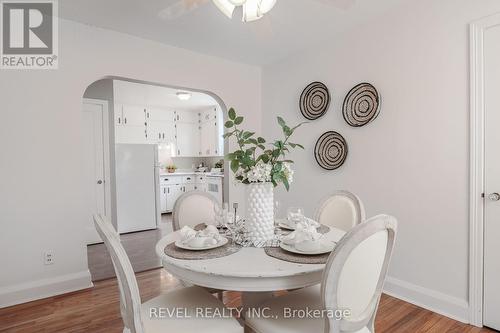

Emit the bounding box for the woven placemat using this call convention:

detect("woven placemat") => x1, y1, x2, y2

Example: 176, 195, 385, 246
264, 246, 331, 264
164, 241, 242, 260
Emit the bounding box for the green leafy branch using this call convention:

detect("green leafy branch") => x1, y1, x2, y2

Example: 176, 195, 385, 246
223, 108, 306, 191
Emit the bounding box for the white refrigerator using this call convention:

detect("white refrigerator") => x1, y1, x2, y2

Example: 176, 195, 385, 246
115, 144, 159, 233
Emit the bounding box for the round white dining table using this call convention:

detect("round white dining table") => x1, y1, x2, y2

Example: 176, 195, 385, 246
155, 226, 346, 307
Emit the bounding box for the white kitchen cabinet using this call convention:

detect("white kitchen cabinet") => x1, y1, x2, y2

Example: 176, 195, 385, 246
176, 122, 200, 157
176, 110, 200, 123
146, 109, 176, 145
195, 174, 207, 192
147, 120, 176, 145
199, 107, 223, 157
147, 108, 175, 122
184, 183, 196, 192
115, 104, 147, 144
114, 103, 223, 156
196, 183, 208, 192
115, 126, 148, 144
121, 105, 146, 126
200, 120, 218, 156
201, 108, 216, 123
160, 186, 168, 213
160, 173, 211, 213
166, 184, 184, 212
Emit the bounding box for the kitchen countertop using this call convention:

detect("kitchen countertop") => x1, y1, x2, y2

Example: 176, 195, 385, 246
159, 171, 224, 178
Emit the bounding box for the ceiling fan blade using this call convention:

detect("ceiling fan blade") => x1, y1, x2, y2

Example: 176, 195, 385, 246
313, 0, 356, 10
158, 0, 209, 20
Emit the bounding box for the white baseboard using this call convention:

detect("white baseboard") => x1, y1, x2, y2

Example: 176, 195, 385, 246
0, 270, 93, 308
383, 276, 469, 324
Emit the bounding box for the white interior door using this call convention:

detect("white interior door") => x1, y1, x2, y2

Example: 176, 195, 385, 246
483, 24, 500, 331
82, 100, 110, 244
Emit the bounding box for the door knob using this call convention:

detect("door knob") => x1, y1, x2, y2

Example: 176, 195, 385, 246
488, 192, 500, 201
97, 180, 103, 185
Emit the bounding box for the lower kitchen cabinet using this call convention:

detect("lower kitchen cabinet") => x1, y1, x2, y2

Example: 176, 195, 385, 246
166, 184, 184, 212
160, 186, 168, 213
160, 174, 211, 213
184, 183, 196, 192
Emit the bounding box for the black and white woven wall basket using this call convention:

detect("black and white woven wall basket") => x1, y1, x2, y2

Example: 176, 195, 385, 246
342, 82, 381, 127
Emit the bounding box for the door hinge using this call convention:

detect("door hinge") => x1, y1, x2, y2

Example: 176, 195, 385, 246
481, 193, 485, 198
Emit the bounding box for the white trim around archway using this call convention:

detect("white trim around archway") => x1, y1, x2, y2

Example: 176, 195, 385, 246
469, 12, 500, 327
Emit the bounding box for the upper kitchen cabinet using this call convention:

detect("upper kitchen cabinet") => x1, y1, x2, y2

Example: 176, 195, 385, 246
176, 109, 200, 123
176, 110, 200, 157
199, 107, 224, 157
121, 104, 147, 126
114, 104, 147, 144
201, 108, 217, 122
112, 80, 224, 157
146, 108, 176, 145
147, 120, 176, 145
147, 108, 176, 122
114, 80, 148, 144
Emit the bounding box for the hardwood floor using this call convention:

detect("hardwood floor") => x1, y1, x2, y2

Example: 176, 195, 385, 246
87, 214, 173, 281
0, 268, 495, 333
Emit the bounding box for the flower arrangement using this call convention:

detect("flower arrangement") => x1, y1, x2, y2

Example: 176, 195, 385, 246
224, 108, 305, 191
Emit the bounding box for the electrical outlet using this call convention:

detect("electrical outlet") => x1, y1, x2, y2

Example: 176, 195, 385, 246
44, 251, 54, 265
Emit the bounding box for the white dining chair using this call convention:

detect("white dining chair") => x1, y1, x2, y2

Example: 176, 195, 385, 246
172, 190, 220, 231
315, 191, 366, 232
172, 191, 225, 299
93, 215, 242, 333
245, 214, 397, 333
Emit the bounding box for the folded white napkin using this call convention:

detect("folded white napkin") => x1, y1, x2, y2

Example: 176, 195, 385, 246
300, 217, 320, 227
282, 223, 322, 246
285, 216, 320, 228
180, 225, 221, 248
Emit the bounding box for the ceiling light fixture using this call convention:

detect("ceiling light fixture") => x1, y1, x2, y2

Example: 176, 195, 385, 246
212, 0, 276, 22
176, 92, 192, 101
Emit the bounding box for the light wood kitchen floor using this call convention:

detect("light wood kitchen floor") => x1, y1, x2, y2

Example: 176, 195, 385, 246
0, 269, 495, 333
87, 214, 173, 281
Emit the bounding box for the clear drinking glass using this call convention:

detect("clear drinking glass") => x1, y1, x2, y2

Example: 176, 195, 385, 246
287, 207, 304, 227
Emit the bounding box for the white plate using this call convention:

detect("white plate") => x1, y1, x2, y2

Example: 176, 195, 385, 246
279, 240, 335, 255
278, 222, 296, 230
175, 237, 228, 251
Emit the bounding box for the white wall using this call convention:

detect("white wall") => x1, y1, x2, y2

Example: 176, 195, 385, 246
262, 0, 500, 323
0, 19, 261, 307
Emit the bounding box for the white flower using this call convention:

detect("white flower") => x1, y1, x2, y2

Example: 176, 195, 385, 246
283, 162, 294, 184
246, 161, 272, 183
234, 168, 245, 178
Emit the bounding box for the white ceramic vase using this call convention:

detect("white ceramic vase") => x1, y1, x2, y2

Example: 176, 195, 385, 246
245, 182, 275, 243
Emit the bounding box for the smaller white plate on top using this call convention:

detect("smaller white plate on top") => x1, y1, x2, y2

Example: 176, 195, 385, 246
279, 240, 335, 255
175, 237, 228, 251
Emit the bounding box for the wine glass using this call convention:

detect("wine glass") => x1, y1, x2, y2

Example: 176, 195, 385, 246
214, 203, 223, 229
287, 207, 304, 227
274, 200, 280, 221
